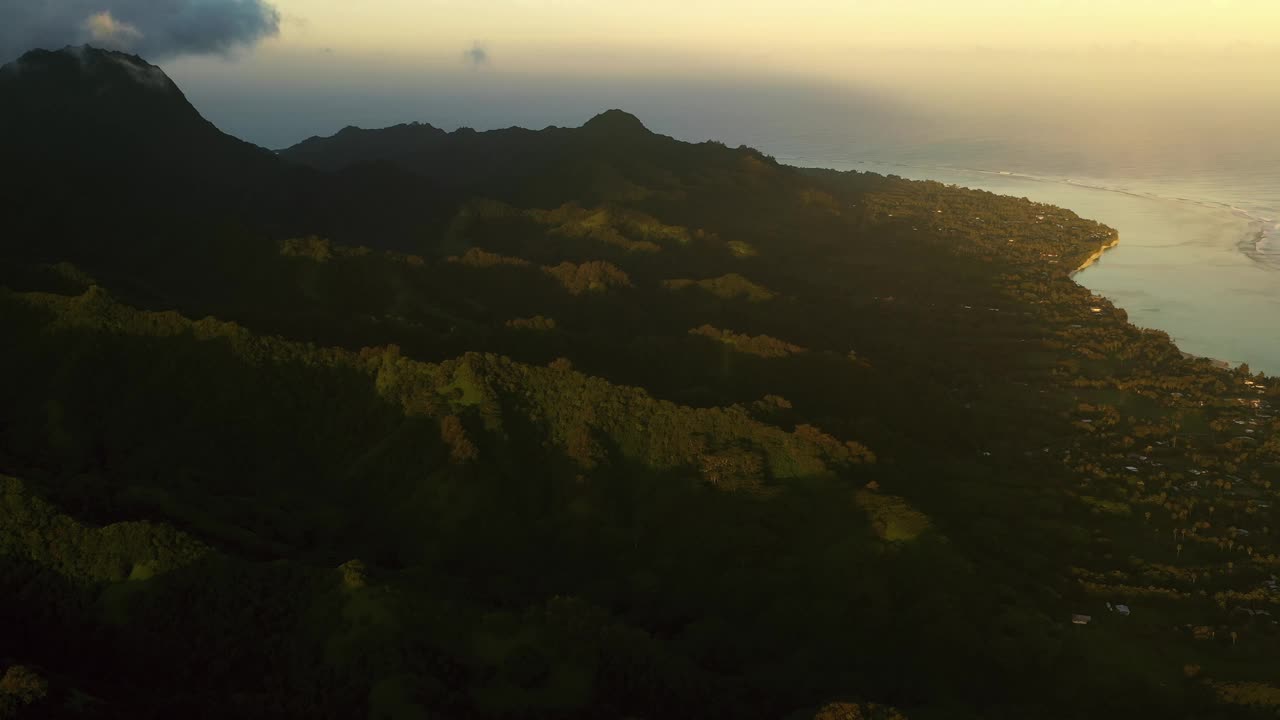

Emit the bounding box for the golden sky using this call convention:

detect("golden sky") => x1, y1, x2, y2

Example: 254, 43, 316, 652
161, 0, 1280, 148
228, 0, 1280, 114
268, 0, 1280, 71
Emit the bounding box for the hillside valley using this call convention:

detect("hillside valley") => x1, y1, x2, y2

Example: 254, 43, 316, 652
1, 47, 1279, 720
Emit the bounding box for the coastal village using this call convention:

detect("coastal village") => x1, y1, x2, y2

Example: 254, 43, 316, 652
1057, 321, 1278, 661
850, 173, 1280, 700
1015, 214, 1277, 699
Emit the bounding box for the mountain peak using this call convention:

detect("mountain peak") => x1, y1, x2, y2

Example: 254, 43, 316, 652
4, 45, 177, 93
0, 44, 275, 177
581, 109, 649, 135
0, 44, 213, 137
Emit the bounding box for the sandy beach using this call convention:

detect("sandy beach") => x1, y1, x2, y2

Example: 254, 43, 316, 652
1071, 235, 1121, 276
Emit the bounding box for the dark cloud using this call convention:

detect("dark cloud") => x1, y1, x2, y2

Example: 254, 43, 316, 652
0, 0, 281, 62
463, 42, 489, 68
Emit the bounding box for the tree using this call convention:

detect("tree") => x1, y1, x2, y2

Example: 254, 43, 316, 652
0, 666, 48, 719
812, 701, 907, 720
440, 415, 478, 463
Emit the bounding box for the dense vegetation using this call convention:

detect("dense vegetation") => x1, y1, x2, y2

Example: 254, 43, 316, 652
1, 47, 1278, 719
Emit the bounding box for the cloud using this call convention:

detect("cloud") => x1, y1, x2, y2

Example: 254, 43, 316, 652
84, 12, 143, 49
0, 0, 281, 62
463, 42, 490, 68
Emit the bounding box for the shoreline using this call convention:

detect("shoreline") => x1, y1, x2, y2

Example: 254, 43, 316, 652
805, 156, 1278, 272
1070, 233, 1120, 276
1068, 232, 1241, 370
792, 157, 1279, 375
1180, 351, 1234, 370
1069, 231, 1243, 371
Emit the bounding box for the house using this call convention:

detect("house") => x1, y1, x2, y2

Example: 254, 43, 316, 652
1115, 605, 1131, 616
1071, 614, 1092, 625
1192, 626, 1215, 640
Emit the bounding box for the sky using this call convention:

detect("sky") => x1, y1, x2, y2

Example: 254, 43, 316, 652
263, 0, 1280, 61
3, 0, 1279, 154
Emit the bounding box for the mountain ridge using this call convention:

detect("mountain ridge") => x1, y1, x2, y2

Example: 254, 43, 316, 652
281, 108, 654, 157
275, 106, 675, 202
